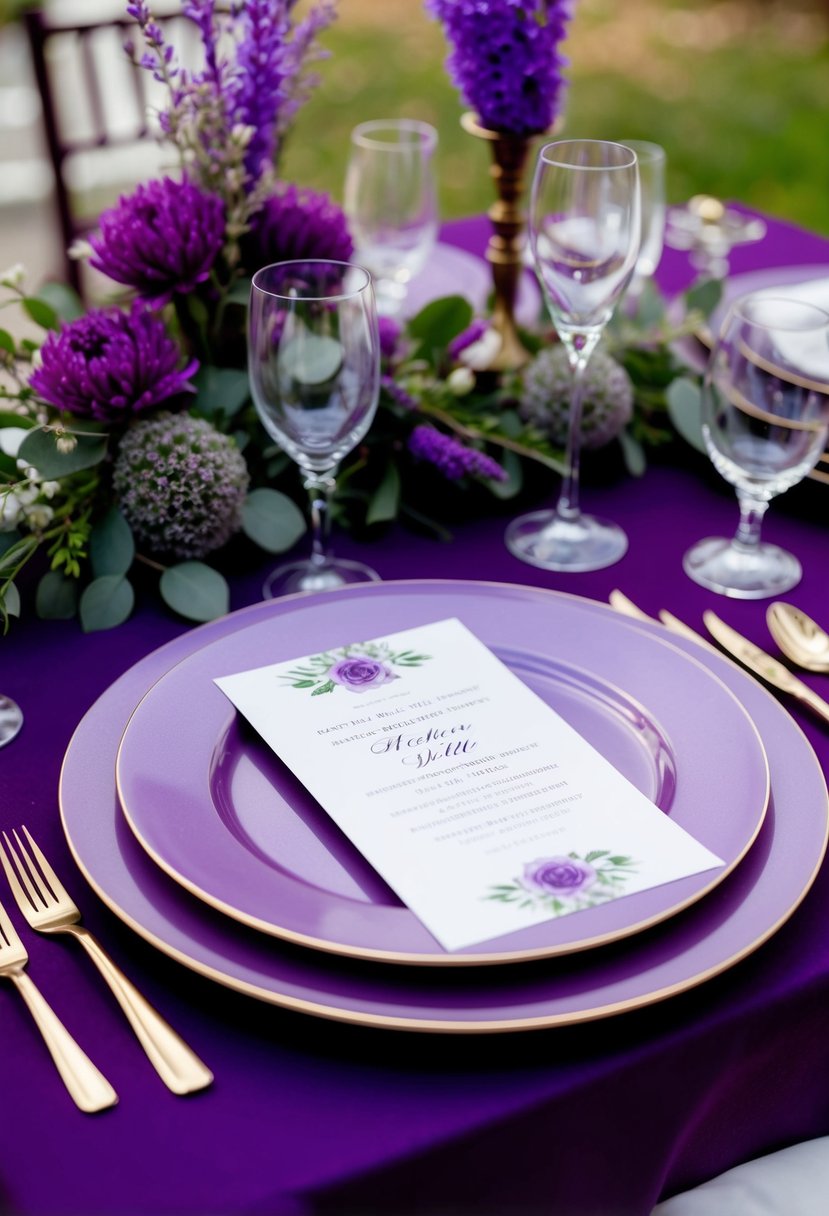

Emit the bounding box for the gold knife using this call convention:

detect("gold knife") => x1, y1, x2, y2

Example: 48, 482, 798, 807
703, 610, 829, 725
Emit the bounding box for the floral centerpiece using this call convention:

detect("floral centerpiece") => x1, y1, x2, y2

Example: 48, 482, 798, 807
0, 0, 712, 634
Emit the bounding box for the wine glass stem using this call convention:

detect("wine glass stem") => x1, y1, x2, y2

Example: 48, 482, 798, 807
733, 491, 769, 552
305, 471, 337, 569
557, 342, 596, 522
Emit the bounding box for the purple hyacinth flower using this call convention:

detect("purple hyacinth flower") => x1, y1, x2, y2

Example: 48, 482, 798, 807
408, 425, 507, 483
426, 0, 573, 136
88, 177, 225, 306
30, 302, 199, 425
447, 319, 489, 361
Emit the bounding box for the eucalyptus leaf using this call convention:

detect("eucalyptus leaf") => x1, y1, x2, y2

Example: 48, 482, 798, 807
0, 529, 22, 558
22, 296, 59, 331
487, 449, 523, 500
36, 281, 84, 323
618, 428, 648, 477
633, 280, 667, 328
407, 296, 474, 363
1, 581, 20, 618
226, 278, 252, 306
684, 278, 723, 319
666, 377, 706, 453
18, 427, 108, 478
35, 570, 79, 620
0, 410, 35, 430
79, 575, 135, 632
0, 534, 37, 575
366, 461, 401, 525
241, 488, 306, 553
160, 562, 229, 622
0, 329, 15, 355
194, 365, 251, 419
89, 508, 135, 578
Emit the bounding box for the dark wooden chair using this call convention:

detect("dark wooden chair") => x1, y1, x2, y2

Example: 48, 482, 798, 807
22, 5, 195, 297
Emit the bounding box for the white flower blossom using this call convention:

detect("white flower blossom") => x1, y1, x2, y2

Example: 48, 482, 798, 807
23, 503, 54, 529
0, 263, 25, 290
459, 327, 503, 371
447, 366, 476, 396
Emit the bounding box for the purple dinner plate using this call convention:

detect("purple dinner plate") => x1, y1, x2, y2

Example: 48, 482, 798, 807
59, 583, 828, 1032
114, 583, 768, 964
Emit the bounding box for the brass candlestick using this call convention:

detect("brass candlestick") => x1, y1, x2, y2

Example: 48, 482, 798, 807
461, 111, 546, 373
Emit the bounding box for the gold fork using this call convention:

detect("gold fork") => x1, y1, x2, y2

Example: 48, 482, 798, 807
0, 892, 117, 1112
0, 827, 213, 1095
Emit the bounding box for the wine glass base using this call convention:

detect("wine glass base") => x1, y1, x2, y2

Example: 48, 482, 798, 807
0, 695, 23, 748
263, 558, 381, 599
505, 510, 628, 573
682, 536, 802, 599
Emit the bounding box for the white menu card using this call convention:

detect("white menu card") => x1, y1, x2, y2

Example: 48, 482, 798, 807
215, 618, 723, 951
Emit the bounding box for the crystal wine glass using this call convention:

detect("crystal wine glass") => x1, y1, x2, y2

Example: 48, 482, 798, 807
344, 119, 438, 317
0, 695, 23, 747
248, 260, 381, 598
505, 139, 641, 572
683, 294, 829, 598
623, 140, 666, 307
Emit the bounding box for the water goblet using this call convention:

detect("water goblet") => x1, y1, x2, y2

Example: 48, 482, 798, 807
683, 294, 829, 598
344, 119, 439, 316
622, 140, 666, 307
505, 139, 641, 572
248, 260, 381, 598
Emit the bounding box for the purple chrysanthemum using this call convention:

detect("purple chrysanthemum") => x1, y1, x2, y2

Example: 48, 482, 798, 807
29, 303, 198, 425
408, 425, 507, 482
112, 412, 249, 559
426, 0, 573, 136
88, 177, 225, 306
245, 183, 353, 269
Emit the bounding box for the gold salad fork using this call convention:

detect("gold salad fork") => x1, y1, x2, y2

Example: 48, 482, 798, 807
0, 827, 213, 1095
0, 893, 117, 1112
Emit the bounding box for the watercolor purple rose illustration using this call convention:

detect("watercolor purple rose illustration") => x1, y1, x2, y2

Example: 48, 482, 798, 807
283, 640, 431, 696
485, 851, 638, 916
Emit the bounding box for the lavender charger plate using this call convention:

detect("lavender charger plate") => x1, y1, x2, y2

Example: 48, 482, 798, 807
113, 583, 768, 964
59, 583, 828, 1032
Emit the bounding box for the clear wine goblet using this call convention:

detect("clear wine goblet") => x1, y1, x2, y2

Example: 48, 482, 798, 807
248, 260, 381, 598
622, 140, 666, 308
683, 294, 829, 598
344, 119, 439, 317
505, 139, 641, 572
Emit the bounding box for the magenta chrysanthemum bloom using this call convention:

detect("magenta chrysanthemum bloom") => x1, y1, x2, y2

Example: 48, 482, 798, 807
245, 183, 353, 269
408, 425, 507, 483
426, 0, 573, 135
88, 177, 225, 305
30, 302, 199, 425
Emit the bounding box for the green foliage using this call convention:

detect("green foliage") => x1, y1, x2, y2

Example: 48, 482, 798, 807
159, 562, 230, 622
79, 575, 135, 633
241, 488, 306, 553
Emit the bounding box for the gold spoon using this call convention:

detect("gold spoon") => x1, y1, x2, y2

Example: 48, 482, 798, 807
767, 603, 829, 674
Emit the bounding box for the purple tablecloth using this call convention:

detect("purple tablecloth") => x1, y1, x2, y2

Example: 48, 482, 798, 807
1, 211, 828, 1216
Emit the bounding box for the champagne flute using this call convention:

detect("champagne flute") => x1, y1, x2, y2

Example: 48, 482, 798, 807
622, 140, 666, 307
683, 294, 829, 598
248, 260, 381, 598
344, 119, 438, 316
505, 139, 641, 572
